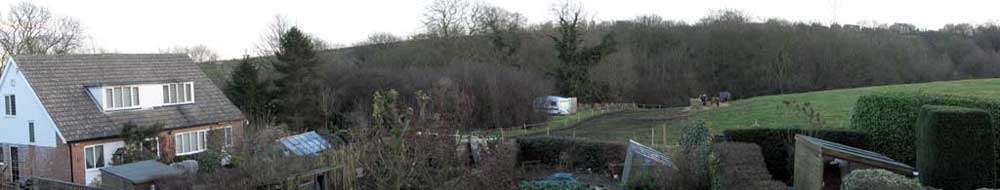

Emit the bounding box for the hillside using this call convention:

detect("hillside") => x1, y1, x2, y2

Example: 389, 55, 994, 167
543, 78, 1000, 145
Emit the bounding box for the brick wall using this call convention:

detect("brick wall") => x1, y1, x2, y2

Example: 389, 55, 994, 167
68, 138, 123, 184
0, 142, 72, 184
66, 120, 244, 184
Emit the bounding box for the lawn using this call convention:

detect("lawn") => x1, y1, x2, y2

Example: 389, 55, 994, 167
533, 78, 1000, 145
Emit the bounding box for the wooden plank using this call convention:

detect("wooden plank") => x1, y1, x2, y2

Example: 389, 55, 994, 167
795, 135, 825, 190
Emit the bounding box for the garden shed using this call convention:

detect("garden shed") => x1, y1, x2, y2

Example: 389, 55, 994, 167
99, 160, 182, 190
793, 135, 915, 190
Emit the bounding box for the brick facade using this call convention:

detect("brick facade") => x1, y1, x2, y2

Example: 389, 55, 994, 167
7, 120, 247, 185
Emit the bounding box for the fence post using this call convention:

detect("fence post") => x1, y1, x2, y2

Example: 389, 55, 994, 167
651, 128, 655, 146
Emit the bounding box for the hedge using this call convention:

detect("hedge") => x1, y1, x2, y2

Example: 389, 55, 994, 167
850, 92, 1000, 167
841, 169, 922, 190
916, 105, 998, 189
722, 128, 867, 184
515, 136, 627, 172
712, 142, 787, 190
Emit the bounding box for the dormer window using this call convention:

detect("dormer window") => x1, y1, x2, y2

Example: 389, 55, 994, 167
105, 86, 140, 110
163, 82, 194, 105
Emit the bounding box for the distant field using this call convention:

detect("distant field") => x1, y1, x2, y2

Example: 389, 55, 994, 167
537, 78, 1000, 145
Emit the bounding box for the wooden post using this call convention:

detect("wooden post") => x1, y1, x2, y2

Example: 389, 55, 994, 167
662, 125, 667, 147
651, 128, 655, 146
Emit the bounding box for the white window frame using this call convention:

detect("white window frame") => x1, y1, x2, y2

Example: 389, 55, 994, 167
214, 126, 234, 148
103, 85, 141, 111
3, 94, 14, 117
162, 82, 195, 105
144, 137, 160, 158
174, 130, 208, 156
84, 144, 107, 171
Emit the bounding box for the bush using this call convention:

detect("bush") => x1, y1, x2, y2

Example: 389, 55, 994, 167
722, 128, 867, 183
916, 105, 998, 189
517, 181, 590, 190
842, 169, 922, 190
175, 151, 223, 173
850, 92, 1000, 166
515, 136, 626, 172
712, 142, 786, 190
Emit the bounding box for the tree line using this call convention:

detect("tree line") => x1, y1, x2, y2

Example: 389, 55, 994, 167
339, 5, 1000, 106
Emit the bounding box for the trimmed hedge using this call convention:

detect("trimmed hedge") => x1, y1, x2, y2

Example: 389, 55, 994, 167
712, 142, 787, 190
515, 136, 626, 171
916, 105, 998, 190
850, 92, 1000, 166
842, 169, 922, 190
722, 128, 867, 184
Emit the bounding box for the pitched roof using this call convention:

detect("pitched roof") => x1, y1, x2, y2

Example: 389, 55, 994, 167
13, 54, 244, 142
795, 135, 915, 175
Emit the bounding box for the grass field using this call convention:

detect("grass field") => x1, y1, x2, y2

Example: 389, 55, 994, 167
536, 78, 1000, 145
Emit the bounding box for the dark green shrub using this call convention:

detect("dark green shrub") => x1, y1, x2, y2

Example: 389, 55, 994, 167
175, 151, 223, 173
722, 128, 867, 183
516, 136, 626, 171
842, 169, 922, 190
850, 92, 1000, 166
712, 142, 787, 190
627, 173, 665, 190
517, 181, 590, 190
916, 105, 998, 189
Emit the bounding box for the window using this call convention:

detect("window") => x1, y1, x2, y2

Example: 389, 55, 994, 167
143, 137, 160, 158
84, 145, 105, 170
104, 86, 140, 110
163, 82, 194, 104
3, 95, 14, 116
174, 130, 207, 156
213, 126, 234, 147
28, 122, 34, 143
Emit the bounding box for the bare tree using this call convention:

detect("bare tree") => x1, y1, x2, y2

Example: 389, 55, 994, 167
0, 2, 85, 61
356, 32, 401, 48
254, 15, 291, 57
469, 3, 526, 63
160, 44, 220, 63
423, 0, 468, 38
254, 14, 329, 56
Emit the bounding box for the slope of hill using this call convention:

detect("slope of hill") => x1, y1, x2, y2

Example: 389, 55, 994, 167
543, 78, 1000, 145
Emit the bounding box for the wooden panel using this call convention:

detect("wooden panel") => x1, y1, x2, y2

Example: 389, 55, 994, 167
795, 135, 824, 190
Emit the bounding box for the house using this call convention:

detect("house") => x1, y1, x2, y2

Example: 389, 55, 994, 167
0, 54, 244, 186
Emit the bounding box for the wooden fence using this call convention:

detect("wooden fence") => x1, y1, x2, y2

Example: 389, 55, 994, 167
25, 177, 103, 190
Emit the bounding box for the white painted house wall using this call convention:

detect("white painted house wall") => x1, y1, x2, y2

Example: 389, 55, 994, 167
0, 59, 62, 147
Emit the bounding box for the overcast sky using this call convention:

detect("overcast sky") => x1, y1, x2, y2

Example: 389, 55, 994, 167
14, 0, 1000, 59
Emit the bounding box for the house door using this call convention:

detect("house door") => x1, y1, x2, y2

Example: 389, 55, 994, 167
9, 147, 18, 184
